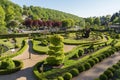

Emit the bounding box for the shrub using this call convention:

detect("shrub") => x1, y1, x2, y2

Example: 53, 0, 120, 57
78, 65, 85, 72
112, 64, 120, 69
104, 70, 113, 78
0, 58, 15, 69
88, 59, 96, 67
107, 67, 115, 73
84, 63, 91, 70
78, 49, 84, 56
69, 68, 79, 77
58, 76, 64, 80
71, 53, 79, 58
114, 69, 120, 78
40, 40, 48, 46
15, 44, 20, 48
92, 57, 99, 63
99, 74, 108, 80
117, 62, 120, 66
97, 56, 103, 61
63, 72, 72, 80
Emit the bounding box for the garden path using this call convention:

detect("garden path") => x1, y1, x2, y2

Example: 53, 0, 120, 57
0, 40, 76, 80
72, 51, 120, 80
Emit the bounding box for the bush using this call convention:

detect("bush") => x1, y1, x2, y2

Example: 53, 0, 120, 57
78, 65, 85, 72
78, 49, 84, 56
99, 74, 108, 80
97, 56, 103, 62
112, 64, 120, 69
107, 67, 115, 73
58, 76, 64, 80
84, 63, 91, 70
63, 72, 72, 80
69, 68, 79, 77
0, 58, 15, 69
114, 69, 120, 78
0, 60, 23, 75
40, 40, 48, 46
71, 53, 79, 58
92, 57, 99, 63
88, 59, 96, 67
104, 70, 113, 78
15, 44, 20, 48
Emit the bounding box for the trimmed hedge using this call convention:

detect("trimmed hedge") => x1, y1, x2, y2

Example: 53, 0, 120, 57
0, 40, 28, 60
99, 74, 108, 80
69, 68, 79, 77
0, 60, 23, 75
33, 41, 120, 79
63, 72, 72, 80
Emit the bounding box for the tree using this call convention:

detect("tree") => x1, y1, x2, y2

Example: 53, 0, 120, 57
94, 17, 101, 26
46, 35, 65, 66
62, 19, 71, 28
5, 6, 15, 22
7, 20, 18, 29
0, 6, 5, 26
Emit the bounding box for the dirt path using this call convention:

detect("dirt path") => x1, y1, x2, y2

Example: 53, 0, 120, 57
72, 52, 120, 80
0, 40, 48, 80
0, 40, 76, 80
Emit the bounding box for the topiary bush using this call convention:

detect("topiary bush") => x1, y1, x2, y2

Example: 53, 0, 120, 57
87, 59, 96, 67
104, 70, 113, 78
84, 62, 91, 70
99, 74, 108, 80
78, 49, 84, 56
0, 58, 15, 69
114, 69, 120, 78
40, 40, 49, 46
112, 64, 120, 69
46, 35, 65, 66
69, 68, 79, 77
78, 65, 85, 72
92, 57, 99, 63
71, 53, 79, 59
107, 67, 115, 73
63, 72, 72, 80
57, 76, 64, 80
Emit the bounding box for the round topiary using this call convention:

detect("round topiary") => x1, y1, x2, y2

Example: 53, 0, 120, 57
117, 62, 120, 66
114, 69, 120, 78
63, 72, 72, 80
84, 62, 91, 70
78, 65, 85, 72
92, 57, 99, 63
87, 59, 96, 67
104, 70, 113, 78
112, 64, 120, 69
107, 67, 115, 73
97, 56, 103, 62
99, 74, 108, 80
78, 49, 84, 56
69, 68, 79, 77
58, 76, 64, 80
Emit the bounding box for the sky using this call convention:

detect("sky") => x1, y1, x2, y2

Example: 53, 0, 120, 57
11, 0, 120, 18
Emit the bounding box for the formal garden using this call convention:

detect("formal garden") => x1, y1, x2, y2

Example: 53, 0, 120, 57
0, 27, 120, 80
1, 0, 120, 80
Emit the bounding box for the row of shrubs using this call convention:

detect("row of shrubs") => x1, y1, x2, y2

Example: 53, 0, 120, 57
33, 44, 120, 80
0, 40, 28, 60
53, 46, 120, 80
95, 61, 120, 80
0, 60, 23, 75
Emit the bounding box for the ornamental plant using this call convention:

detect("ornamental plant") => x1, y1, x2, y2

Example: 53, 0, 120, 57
46, 34, 65, 66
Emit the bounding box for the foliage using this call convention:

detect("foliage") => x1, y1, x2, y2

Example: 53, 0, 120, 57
78, 49, 84, 56
84, 62, 91, 70
69, 68, 79, 77
63, 72, 72, 80
78, 65, 85, 72
104, 70, 113, 78
114, 69, 120, 78
0, 58, 15, 69
46, 35, 65, 66
99, 74, 108, 80
87, 59, 96, 67
57, 76, 64, 80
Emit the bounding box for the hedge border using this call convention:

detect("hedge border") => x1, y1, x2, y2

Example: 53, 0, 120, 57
0, 60, 23, 75
0, 40, 28, 60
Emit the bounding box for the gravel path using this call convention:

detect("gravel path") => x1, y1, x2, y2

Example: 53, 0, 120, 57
0, 40, 76, 80
72, 52, 120, 80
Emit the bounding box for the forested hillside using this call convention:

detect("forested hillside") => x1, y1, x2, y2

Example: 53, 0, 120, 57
0, 0, 120, 34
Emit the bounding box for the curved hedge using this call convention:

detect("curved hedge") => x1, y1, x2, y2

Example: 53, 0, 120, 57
33, 41, 120, 79
0, 60, 23, 75
0, 40, 28, 60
